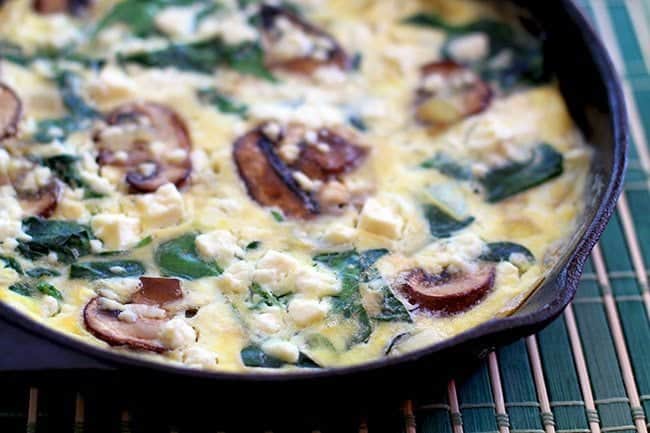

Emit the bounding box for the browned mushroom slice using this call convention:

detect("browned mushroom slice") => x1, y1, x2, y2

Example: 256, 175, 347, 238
32, 0, 91, 14
17, 179, 63, 218
131, 276, 183, 306
415, 61, 492, 129
0, 83, 22, 141
400, 264, 495, 313
233, 128, 319, 219
292, 129, 367, 181
83, 297, 168, 352
260, 4, 349, 74
96, 102, 192, 193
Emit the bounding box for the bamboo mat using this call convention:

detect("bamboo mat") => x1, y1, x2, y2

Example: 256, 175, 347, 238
2, 0, 650, 432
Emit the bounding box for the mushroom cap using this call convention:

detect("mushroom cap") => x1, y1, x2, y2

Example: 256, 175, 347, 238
0, 83, 22, 141
400, 264, 496, 313
131, 276, 183, 306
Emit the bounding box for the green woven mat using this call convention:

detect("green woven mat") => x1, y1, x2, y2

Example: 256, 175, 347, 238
2, 1, 650, 432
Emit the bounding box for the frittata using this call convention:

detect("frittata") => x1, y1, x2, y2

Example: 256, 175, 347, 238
0, 0, 592, 371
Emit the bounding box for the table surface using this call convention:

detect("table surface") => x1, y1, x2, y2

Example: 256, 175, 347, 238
2, 0, 650, 432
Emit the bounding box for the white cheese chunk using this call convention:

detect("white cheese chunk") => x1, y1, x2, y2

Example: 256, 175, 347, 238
216, 261, 253, 293
155, 6, 197, 38
358, 198, 404, 239
261, 338, 300, 364
446, 32, 490, 63
288, 297, 329, 327
159, 317, 196, 349
182, 346, 218, 369
91, 214, 141, 250
253, 250, 300, 295
41, 295, 60, 318
252, 307, 285, 335
195, 230, 244, 267
294, 266, 340, 297
323, 223, 357, 244
135, 183, 185, 229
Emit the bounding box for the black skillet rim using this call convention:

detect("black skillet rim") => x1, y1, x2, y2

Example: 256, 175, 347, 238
0, 0, 628, 382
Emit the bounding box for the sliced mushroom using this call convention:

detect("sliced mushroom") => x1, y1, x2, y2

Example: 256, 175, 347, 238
17, 179, 63, 218
292, 129, 367, 181
131, 276, 183, 306
233, 123, 368, 218
415, 61, 492, 130
0, 83, 22, 141
32, 0, 91, 14
95, 102, 192, 193
233, 128, 319, 219
83, 297, 168, 353
399, 264, 495, 313
259, 4, 349, 74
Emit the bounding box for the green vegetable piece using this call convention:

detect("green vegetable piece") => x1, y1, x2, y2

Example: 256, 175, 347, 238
119, 38, 274, 80
368, 271, 411, 322
9, 282, 32, 297
34, 71, 100, 143
314, 249, 388, 346
240, 345, 320, 368
480, 143, 563, 203
198, 88, 248, 117
241, 345, 285, 368
38, 154, 104, 198
271, 210, 284, 222
26, 268, 61, 278
135, 236, 153, 248
348, 115, 367, 132
245, 241, 261, 250
35, 281, 63, 300
70, 260, 146, 280
424, 203, 474, 238
155, 233, 222, 280
0, 255, 23, 274
420, 152, 473, 180
248, 282, 283, 309
480, 242, 535, 264
17, 217, 94, 264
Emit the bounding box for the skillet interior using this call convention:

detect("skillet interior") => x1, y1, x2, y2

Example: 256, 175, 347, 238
0, 0, 627, 402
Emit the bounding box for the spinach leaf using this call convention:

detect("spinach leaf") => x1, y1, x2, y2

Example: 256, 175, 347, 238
34, 71, 100, 143
155, 233, 222, 280
480, 143, 563, 203
36, 281, 63, 300
135, 236, 153, 248
424, 203, 474, 238
9, 282, 32, 297
17, 217, 94, 264
480, 242, 534, 264
245, 241, 261, 250
365, 268, 411, 322
70, 260, 146, 280
119, 37, 274, 80
0, 255, 23, 275
26, 268, 61, 278
420, 152, 473, 180
247, 282, 284, 309
38, 154, 103, 198
198, 87, 248, 117
347, 115, 367, 132
314, 249, 388, 346
240, 345, 320, 369
0, 41, 103, 69
94, 0, 209, 37
8, 280, 63, 300
270, 210, 284, 222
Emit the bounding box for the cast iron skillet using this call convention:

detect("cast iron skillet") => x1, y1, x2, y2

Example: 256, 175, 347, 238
0, 0, 627, 414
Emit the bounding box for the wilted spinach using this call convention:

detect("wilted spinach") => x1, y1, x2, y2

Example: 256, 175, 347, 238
25, 268, 61, 278
37, 154, 103, 198
314, 249, 388, 346
0, 41, 103, 69
480, 242, 535, 266
0, 255, 23, 275
247, 282, 287, 309
9, 280, 63, 300
119, 37, 274, 80
424, 203, 474, 238
70, 260, 146, 280
480, 143, 563, 202
155, 233, 222, 280
420, 152, 473, 181
17, 217, 94, 264
240, 345, 320, 369
364, 268, 411, 322
198, 87, 248, 117
34, 71, 100, 143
